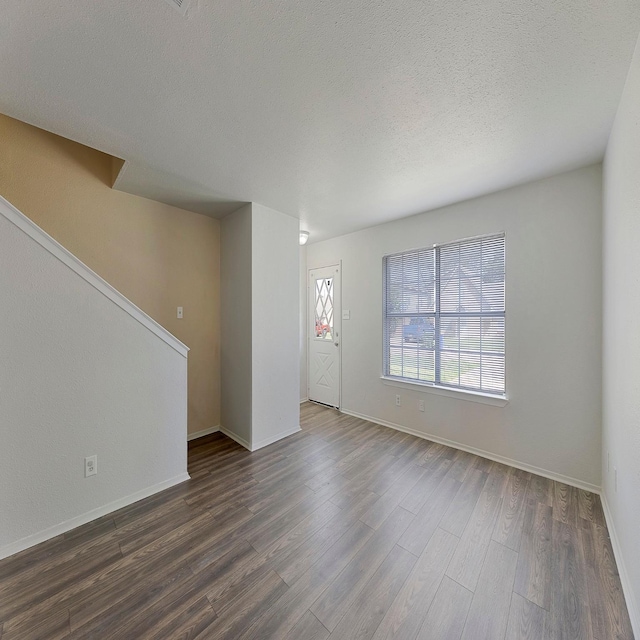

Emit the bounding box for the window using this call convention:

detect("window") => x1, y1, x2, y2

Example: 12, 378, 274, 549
383, 234, 505, 396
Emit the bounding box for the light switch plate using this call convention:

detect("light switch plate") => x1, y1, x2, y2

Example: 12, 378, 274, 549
177, 306, 183, 319
342, 310, 350, 320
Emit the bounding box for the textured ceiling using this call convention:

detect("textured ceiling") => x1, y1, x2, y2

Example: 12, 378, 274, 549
1, 1, 639, 241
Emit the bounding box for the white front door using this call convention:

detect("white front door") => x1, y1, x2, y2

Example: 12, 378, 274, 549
308, 265, 341, 408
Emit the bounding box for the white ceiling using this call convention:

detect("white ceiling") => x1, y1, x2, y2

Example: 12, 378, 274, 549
1, 1, 639, 241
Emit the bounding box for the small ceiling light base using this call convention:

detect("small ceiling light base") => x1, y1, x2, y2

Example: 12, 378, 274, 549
299, 230, 310, 245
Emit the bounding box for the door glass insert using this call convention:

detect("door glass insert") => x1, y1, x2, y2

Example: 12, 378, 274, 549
315, 277, 334, 340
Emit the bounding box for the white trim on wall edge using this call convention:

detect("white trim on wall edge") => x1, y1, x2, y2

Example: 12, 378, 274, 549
219, 426, 252, 451
0, 472, 191, 561
300, 398, 309, 404
187, 426, 220, 441
341, 408, 601, 494
0, 195, 189, 357
252, 426, 302, 452
600, 494, 640, 638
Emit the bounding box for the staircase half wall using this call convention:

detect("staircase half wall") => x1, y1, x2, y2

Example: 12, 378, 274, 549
0, 195, 189, 560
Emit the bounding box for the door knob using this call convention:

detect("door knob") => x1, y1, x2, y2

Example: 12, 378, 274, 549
334, 342, 339, 347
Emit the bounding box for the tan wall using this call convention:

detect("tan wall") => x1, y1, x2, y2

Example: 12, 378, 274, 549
0, 113, 220, 436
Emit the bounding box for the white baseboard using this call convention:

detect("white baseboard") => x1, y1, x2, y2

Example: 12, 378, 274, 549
219, 426, 252, 451
300, 398, 309, 404
600, 493, 639, 638
0, 472, 191, 561
340, 408, 601, 494
252, 426, 302, 452
187, 425, 220, 441
218, 425, 302, 452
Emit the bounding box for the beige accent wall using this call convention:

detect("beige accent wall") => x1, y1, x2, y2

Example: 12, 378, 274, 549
0, 113, 220, 436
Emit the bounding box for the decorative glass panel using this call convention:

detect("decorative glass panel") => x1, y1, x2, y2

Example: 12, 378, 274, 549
315, 277, 334, 340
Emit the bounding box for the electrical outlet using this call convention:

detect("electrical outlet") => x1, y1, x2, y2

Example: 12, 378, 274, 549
85, 455, 97, 478
418, 399, 425, 412
177, 306, 183, 319
395, 394, 401, 407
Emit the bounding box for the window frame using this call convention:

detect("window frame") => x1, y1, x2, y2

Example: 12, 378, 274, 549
382, 233, 506, 400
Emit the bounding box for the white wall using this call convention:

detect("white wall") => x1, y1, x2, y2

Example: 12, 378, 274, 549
221, 203, 300, 450
602, 33, 640, 635
300, 245, 308, 402
307, 165, 603, 489
0, 198, 188, 559
251, 203, 300, 448
220, 204, 253, 445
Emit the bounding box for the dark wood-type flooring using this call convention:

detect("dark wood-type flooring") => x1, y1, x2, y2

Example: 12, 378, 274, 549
0, 402, 634, 639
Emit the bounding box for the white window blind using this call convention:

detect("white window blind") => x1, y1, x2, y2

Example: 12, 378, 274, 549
383, 233, 505, 395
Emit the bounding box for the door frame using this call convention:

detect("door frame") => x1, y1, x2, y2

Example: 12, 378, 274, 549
307, 261, 342, 410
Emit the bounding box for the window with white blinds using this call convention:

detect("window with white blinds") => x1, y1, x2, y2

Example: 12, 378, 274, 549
383, 234, 505, 395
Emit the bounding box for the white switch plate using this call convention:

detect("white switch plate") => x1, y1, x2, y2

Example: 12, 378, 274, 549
177, 306, 183, 319
342, 310, 350, 320
85, 455, 97, 477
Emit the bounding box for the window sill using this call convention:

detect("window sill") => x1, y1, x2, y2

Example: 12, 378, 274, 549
380, 376, 509, 407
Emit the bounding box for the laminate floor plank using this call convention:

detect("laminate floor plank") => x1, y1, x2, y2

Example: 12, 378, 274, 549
552, 482, 579, 527
0, 403, 633, 640
513, 501, 553, 610
445, 486, 503, 592
201, 569, 289, 640
505, 592, 547, 640
372, 528, 459, 640
577, 490, 607, 529
460, 540, 518, 640
310, 506, 415, 631
417, 576, 473, 640
397, 476, 462, 557
548, 521, 593, 640
439, 469, 488, 538
0, 608, 70, 640
359, 463, 429, 530
492, 469, 530, 552
239, 520, 375, 639
1, 511, 223, 635
446, 450, 477, 482
580, 521, 634, 640
329, 545, 417, 640
399, 457, 454, 514
284, 610, 329, 640
141, 596, 218, 640
273, 491, 379, 586
67, 563, 195, 638
330, 455, 401, 510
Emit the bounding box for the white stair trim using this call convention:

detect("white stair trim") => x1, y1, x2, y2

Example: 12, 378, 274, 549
0, 195, 189, 357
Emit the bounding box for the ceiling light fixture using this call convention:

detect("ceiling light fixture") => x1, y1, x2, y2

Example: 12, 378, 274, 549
299, 230, 310, 246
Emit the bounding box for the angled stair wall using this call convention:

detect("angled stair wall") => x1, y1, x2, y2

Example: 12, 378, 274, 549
0, 195, 189, 560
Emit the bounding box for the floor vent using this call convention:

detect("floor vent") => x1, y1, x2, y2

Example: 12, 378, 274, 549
162, 0, 190, 16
